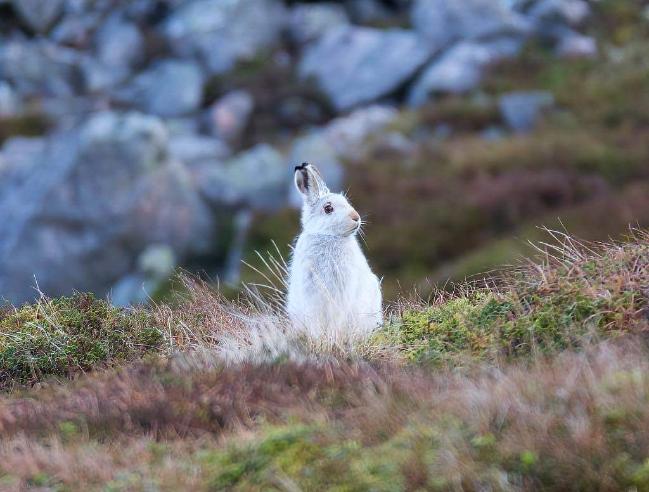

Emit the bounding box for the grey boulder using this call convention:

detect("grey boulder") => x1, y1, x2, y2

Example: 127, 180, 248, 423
111, 244, 176, 307
299, 26, 432, 111
0, 82, 21, 117
88, 13, 144, 89
168, 133, 231, 167
499, 90, 554, 133
0, 39, 83, 98
11, 0, 64, 33
411, 0, 531, 51
288, 3, 349, 44
322, 104, 399, 158
556, 31, 597, 58
0, 111, 213, 304
527, 0, 590, 26
408, 38, 523, 106
119, 60, 205, 117
199, 143, 287, 210
207, 90, 255, 146
163, 0, 286, 75
347, 0, 392, 25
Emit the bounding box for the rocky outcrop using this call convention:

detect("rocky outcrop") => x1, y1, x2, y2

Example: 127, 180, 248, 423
300, 26, 431, 111
199, 144, 287, 211
288, 3, 350, 44
408, 38, 523, 106
117, 59, 205, 117
0, 0, 602, 303
499, 90, 555, 133
11, 0, 64, 34
0, 112, 213, 304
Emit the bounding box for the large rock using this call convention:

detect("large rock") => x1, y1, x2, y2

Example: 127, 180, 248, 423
163, 0, 286, 75
299, 26, 431, 111
199, 144, 287, 210
0, 111, 213, 304
288, 3, 349, 44
0, 82, 21, 117
51, 11, 101, 46
499, 90, 554, 133
0, 137, 47, 185
168, 133, 231, 167
411, 0, 530, 51
111, 244, 177, 307
0, 39, 83, 98
527, 0, 590, 26
347, 0, 392, 24
95, 14, 144, 75
119, 60, 205, 117
207, 90, 255, 146
556, 30, 597, 58
408, 38, 523, 106
11, 0, 64, 33
322, 104, 399, 158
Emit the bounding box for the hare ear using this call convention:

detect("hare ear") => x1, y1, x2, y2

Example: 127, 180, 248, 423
294, 162, 329, 203
294, 163, 310, 196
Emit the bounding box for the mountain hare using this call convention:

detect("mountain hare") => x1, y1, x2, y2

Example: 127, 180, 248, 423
287, 163, 382, 338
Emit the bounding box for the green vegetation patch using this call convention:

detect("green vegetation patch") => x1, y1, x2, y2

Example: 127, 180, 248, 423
374, 237, 649, 366
0, 293, 163, 388
203, 424, 411, 492
0, 113, 50, 144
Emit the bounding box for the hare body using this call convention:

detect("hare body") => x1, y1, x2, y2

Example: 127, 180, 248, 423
287, 163, 382, 337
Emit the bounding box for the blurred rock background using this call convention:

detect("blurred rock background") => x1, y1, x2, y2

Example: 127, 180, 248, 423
0, 0, 647, 305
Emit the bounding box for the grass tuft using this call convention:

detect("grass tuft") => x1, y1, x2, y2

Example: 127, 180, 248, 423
373, 231, 649, 366
0, 293, 162, 389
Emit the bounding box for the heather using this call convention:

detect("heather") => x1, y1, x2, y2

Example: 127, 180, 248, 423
3, 341, 649, 490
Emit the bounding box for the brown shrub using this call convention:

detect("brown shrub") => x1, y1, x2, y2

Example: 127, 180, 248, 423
0, 358, 417, 440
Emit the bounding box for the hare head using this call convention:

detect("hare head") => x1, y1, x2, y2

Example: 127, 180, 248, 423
294, 162, 361, 237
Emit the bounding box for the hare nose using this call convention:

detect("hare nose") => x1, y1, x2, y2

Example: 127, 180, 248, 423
349, 210, 360, 222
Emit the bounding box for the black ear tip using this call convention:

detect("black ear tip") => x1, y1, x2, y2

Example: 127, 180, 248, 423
294, 162, 309, 172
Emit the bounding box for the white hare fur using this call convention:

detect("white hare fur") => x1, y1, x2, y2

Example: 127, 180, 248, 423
287, 163, 382, 339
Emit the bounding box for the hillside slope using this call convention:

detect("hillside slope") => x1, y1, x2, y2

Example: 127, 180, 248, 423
0, 232, 647, 490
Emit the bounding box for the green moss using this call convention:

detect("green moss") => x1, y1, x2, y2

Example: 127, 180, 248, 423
0, 114, 50, 144
377, 294, 512, 365
0, 293, 163, 388
200, 364, 649, 491
204, 424, 411, 491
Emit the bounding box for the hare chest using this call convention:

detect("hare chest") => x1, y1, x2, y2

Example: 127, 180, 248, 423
287, 234, 382, 337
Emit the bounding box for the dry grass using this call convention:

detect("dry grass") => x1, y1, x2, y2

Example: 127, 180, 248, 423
371, 229, 649, 368
2, 230, 647, 392
3, 341, 649, 490
0, 357, 407, 439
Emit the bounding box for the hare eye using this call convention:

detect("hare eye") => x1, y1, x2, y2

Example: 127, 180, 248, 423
324, 203, 334, 214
